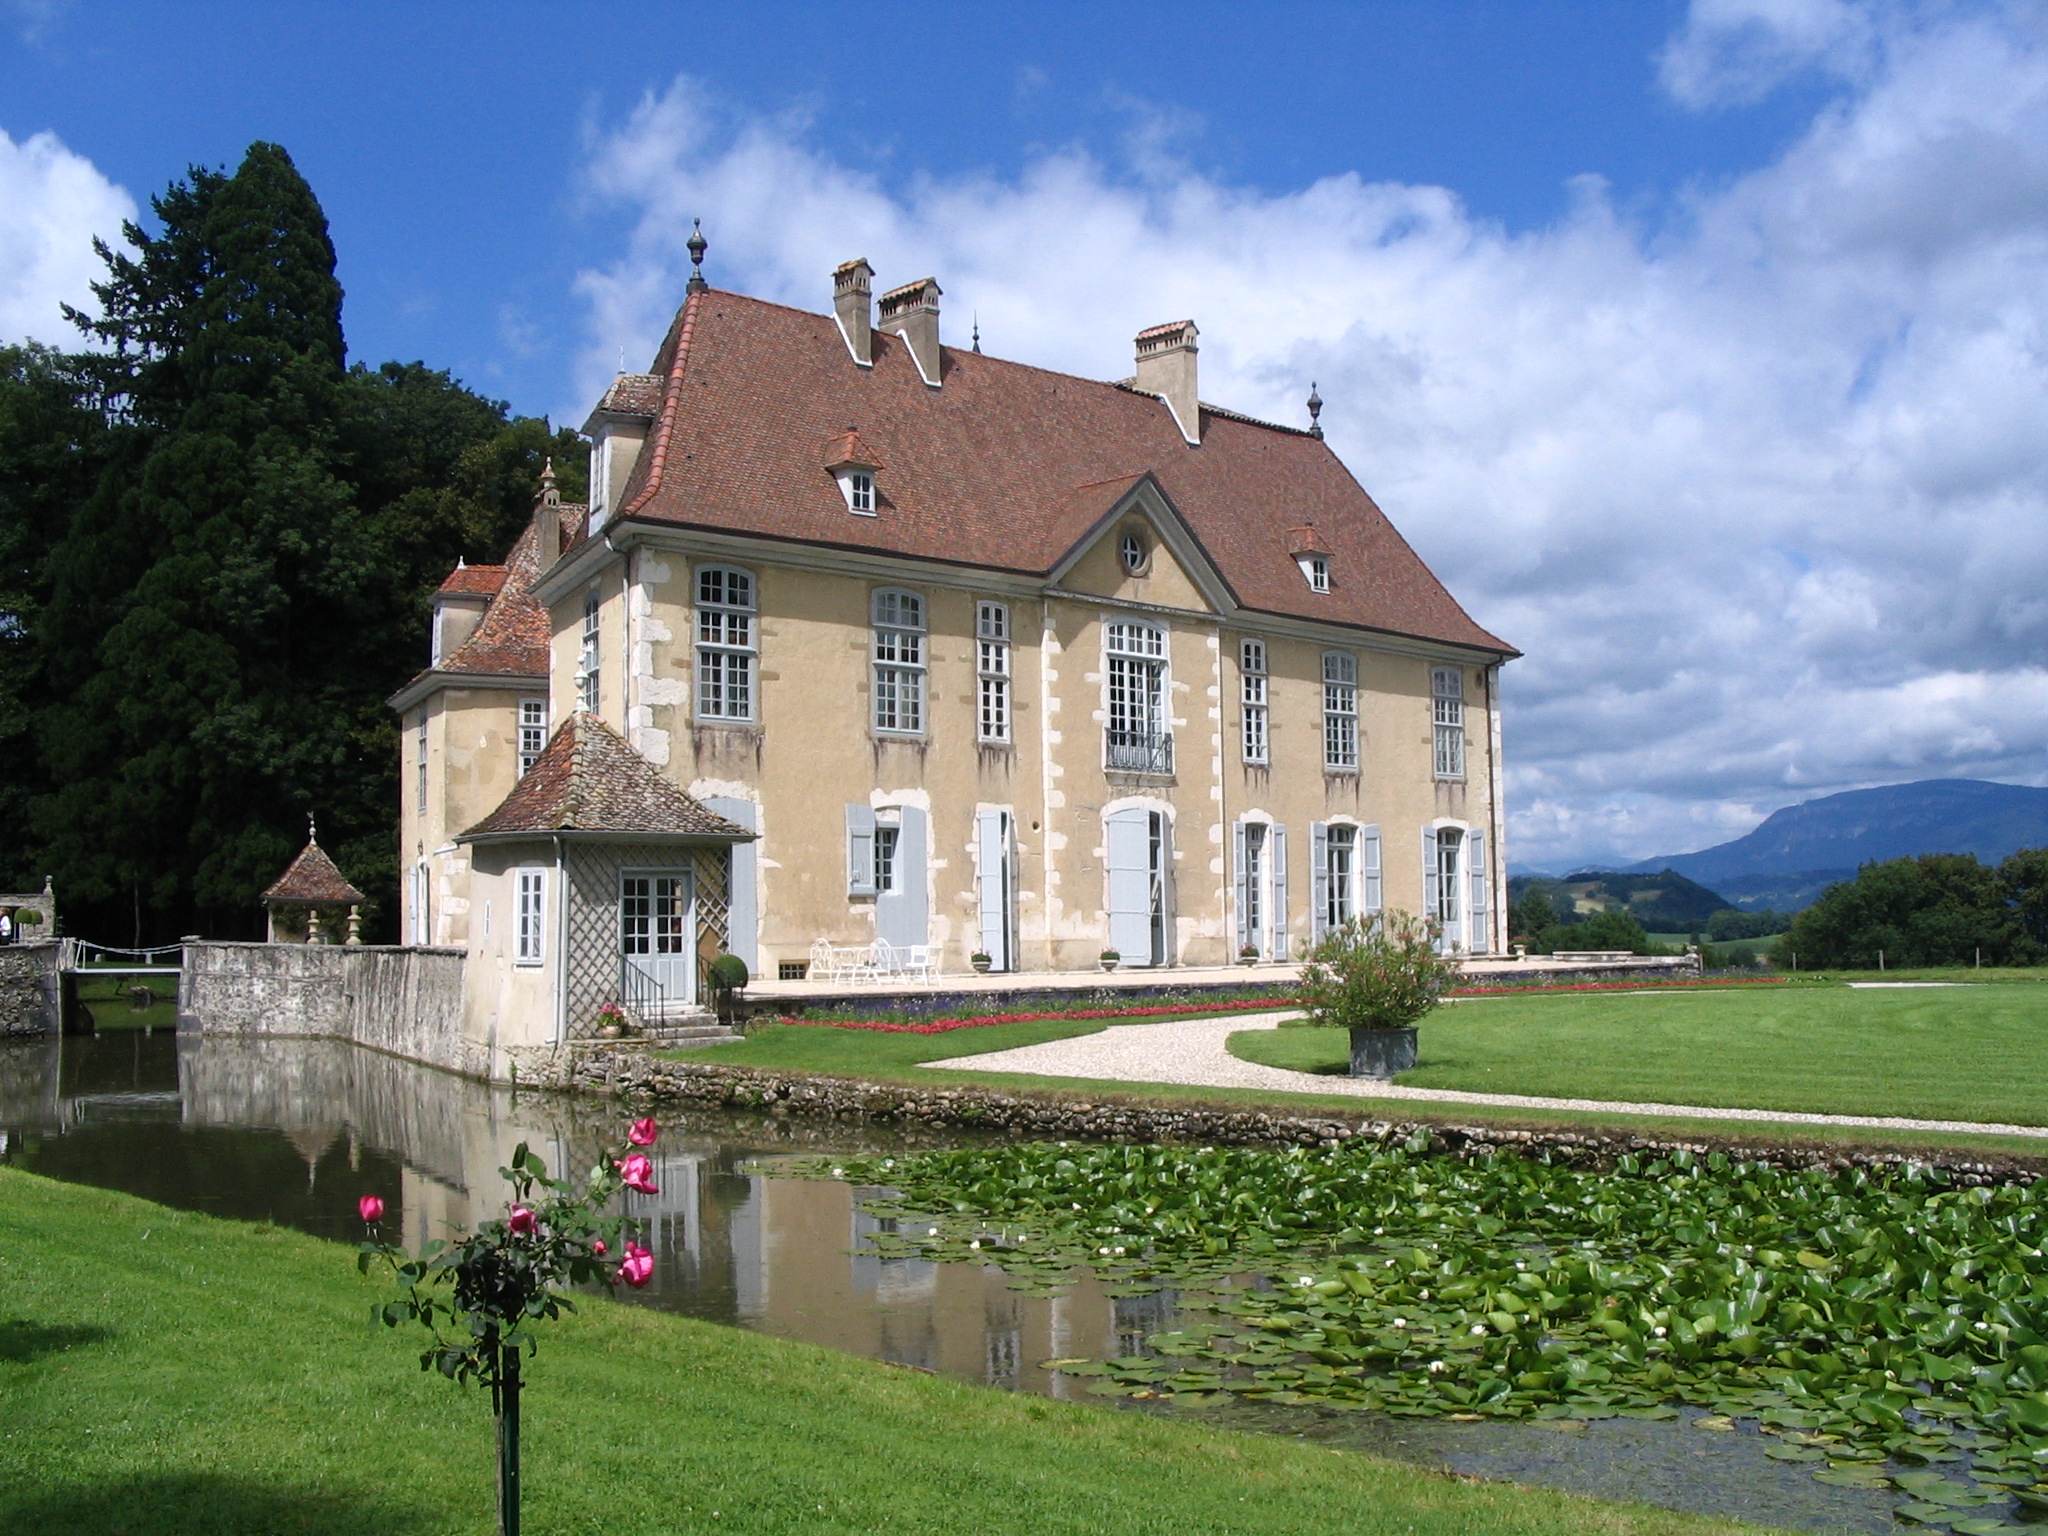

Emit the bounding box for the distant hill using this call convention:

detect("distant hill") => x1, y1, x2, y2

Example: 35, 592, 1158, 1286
1707, 870, 1858, 914
1509, 869, 1735, 932
1629, 780, 2048, 896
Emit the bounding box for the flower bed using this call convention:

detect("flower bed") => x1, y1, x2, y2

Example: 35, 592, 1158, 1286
773, 974, 1787, 1035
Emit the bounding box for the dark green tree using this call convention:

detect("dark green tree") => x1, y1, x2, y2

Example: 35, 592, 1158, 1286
1535, 908, 1650, 955
1508, 882, 1556, 941
1771, 854, 2040, 970
27, 144, 580, 942
2000, 848, 2048, 952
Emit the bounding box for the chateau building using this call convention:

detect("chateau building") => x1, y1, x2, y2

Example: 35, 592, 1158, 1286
391, 243, 1516, 1053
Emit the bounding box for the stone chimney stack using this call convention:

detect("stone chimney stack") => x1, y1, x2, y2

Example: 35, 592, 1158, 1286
1134, 320, 1201, 444
535, 458, 562, 569
877, 277, 943, 386
833, 258, 874, 367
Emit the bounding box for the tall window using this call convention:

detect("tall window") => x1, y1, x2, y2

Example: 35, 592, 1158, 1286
977, 601, 1011, 743
515, 868, 546, 964
577, 590, 600, 712
873, 825, 900, 893
518, 699, 546, 776
1436, 829, 1463, 933
1240, 639, 1268, 764
696, 566, 756, 721
415, 717, 428, 809
1433, 666, 1466, 780
1105, 620, 1170, 773
1324, 824, 1356, 930
844, 470, 876, 514
872, 589, 925, 733
1323, 651, 1358, 770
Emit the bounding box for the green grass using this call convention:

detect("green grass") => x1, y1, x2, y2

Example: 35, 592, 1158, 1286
69, 972, 178, 1031
668, 1006, 2048, 1160
0, 1169, 1769, 1536
1230, 982, 2048, 1125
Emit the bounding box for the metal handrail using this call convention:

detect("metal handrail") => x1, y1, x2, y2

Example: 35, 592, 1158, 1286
1105, 728, 1174, 774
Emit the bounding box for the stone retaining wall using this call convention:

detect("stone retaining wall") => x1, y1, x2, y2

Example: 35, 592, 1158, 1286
0, 941, 61, 1037
181, 942, 478, 1076
550, 1049, 2044, 1185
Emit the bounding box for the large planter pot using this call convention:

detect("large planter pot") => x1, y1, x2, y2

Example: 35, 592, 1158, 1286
1348, 1025, 1418, 1080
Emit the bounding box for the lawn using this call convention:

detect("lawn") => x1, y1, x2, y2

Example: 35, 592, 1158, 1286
672, 999, 2048, 1159
1229, 982, 2048, 1124
0, 1169, 1768, 1536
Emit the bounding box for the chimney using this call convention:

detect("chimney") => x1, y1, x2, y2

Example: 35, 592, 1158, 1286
535, 459, 561, 570
877, 277, 943, 386
1134, 320, 1201, 444
834, 259, 874, 367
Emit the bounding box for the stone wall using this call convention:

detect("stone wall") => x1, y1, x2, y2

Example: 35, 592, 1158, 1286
0, 941, 61, 1038
180, 942, 477, 1077
552, 1048, 2045, 1185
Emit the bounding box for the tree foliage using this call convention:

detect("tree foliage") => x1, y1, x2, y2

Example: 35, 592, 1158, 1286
1771, 852, 2044, 969
2, 143, 582, 941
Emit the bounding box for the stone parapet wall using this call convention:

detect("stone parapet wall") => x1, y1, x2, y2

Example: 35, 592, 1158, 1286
0, 941, 61, 1038
548, 1048, 2043, 1185
181, 942, 477, 1076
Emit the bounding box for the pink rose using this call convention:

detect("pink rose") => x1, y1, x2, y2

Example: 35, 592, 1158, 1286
508, 1205, 538, 1236
617, 1154, 659, 1195
358, 1195, 384, 1224
592, 1239, 607, 1257
628, 1117, 659, 1147
617, 1241, 655, 1288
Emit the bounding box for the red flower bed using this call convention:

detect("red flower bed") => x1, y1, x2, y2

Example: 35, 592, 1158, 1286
776, 973, 1786, 1035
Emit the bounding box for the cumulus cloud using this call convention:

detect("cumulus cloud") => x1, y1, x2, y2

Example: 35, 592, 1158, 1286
0, 126, 134, 346
572, 0, 2048, 870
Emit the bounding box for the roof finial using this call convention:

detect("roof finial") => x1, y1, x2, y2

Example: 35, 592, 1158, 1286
972, 312, 981, 354
1306, 381, 1324, 440
686, 218, 709, 293
306, 812, 318, 845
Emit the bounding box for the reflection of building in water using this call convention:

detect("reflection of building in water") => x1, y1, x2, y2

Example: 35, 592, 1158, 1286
1114, 1289, 1178, 1360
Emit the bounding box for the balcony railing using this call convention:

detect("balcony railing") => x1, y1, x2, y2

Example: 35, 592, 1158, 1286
1105, 728, 1174, 775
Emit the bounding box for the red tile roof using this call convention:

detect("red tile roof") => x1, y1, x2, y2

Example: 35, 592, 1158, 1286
607, 289, 1512, 655
437, 563, 508, 598
596, 373, 665, 417
435, 516, 565, 680
262, 840, 366, 905
460, 713, 754, 842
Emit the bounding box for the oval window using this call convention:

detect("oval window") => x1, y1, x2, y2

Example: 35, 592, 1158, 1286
1119, 530, 1147, 573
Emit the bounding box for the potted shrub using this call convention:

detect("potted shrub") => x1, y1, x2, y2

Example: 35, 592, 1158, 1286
707, 952, 750, 1027
1099, 948, 1121, 972
1238, 942, 1260, 967
593, 1002, 629, 1040
1288, 910, 1455, 1079
969, 951, 993, 974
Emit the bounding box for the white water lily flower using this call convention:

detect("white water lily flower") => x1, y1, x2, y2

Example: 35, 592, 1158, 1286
1654, 1327, 1667, 1337
831, 1167, 845, 1177
1428, 1360, 1447, 1373
1470, 1325, 1487, 1336
927, 1228, 938, 1237
1514, 1261, 1526, 1270
1113, 1246, 1126, 1255
1392, 1318, 1408, 1328
1373, 1227, 1384, 1235
969, 1240, 981, 1250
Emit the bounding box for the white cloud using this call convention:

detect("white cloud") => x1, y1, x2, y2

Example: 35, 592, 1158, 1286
0, 126, 134, 346
572, 0, 2048, 871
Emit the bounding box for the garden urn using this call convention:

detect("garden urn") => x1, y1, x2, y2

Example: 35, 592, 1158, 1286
1348, 1025, 1418, 1080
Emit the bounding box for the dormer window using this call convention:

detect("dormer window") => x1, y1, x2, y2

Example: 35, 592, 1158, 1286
1119, 530, 1149, 574
1288, 523, 1332, 593
844, 470, 876, 515
1302, 555, 1331, 593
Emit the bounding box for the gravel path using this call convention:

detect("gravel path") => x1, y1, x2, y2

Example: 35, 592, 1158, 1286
932, 1010, 2048, 1140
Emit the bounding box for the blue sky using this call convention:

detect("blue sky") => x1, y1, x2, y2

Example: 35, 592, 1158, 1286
7, 1, 2048, 872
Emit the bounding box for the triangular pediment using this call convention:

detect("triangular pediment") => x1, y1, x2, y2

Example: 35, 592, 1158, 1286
1047, 474, 1236, 617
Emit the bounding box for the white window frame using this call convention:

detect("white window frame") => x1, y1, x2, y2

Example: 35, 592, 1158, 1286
695, 565, 757, 723
1104, 620, 1169, 772
871, 588, 926, 735
1298, 554, 1330, 593
1324, 823, 1357, 931
976, 600, 1011, 744
838, 469, 877, 515
1119, 530, 1147, 574
1239, 638, 1268, 765
1433, 666, 1466, 780
515, 868, 546, 965
1322, 651, 1358, 771
518, 698, 547, 776
873, 822, 900, 893
415, 716, 428, 809
577, 589, 600, 713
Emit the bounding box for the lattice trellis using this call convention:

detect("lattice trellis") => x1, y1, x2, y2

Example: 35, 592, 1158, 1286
560, 841, 734, 1039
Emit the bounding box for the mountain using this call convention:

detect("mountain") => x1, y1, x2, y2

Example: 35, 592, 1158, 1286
1509, 869, 1736, 932
1706, 870, 1858, 914
1629, 780, 2048, 893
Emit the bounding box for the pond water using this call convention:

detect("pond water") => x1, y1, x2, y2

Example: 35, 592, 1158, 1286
0, 1033, 1898, 1534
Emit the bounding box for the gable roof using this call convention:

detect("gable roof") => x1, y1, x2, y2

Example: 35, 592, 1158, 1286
602, 288, 1513, 656
460, 713, 754, 843
436, 563, 508, 598
262, 840, 366, 905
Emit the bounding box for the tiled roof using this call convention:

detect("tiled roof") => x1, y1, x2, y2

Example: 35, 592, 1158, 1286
596, 373, 665, 417
436, 516, 565, 680
262, 840, 366, 905
460, 713, 754, 842
437, 563, 508, 598
607, 289, 1513, 655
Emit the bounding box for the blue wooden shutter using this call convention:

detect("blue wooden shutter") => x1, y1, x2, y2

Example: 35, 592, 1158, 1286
1466, 830, 1488, 954
1269, 824, 1288, 960
706, 797, 758, 969
877, 807, 928, 949
846, 804, 876, 897
1309, 822, 1328, 943
1422, 828, 1440, 940
1105, 809, 1151, 960
1362, 825, 1383, 916
977, 809, 1012, 969
1232, 820, 1250, 953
